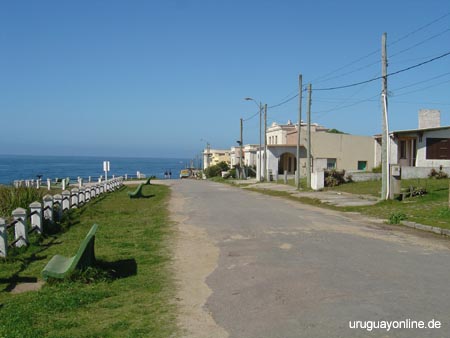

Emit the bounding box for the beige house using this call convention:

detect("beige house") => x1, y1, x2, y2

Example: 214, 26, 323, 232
202, 149, 231, 169
259, 120, 376, 180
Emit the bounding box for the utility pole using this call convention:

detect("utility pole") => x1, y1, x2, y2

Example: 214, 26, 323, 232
296, 74, 303, 190
306, 84, 312, 189
240, 118, 243, 178
259, 102, 262, 182
264, 104, 267, 182
381, 32, 388, 200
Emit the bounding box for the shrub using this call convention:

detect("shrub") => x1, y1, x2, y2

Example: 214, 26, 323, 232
204, 161, 230, 178
428, 167, 448, 179
388, 212, 407, 224
324, 169, 346, 187
372, 165, 382, 173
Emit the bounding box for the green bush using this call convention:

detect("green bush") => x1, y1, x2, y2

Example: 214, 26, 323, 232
428, 167, 448, 179
372, 165, 382, 173
324, 169, 346, 187
388, 212, 407, 224
204, 161, 230, 178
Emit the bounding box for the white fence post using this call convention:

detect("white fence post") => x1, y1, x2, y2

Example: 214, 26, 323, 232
47, 178, 51, 191
12, 208, 28, 247
85, 188, 91, 202
43, 194, 53, 222
54, 194, 63, 220
71, 188, 79, 208
62, 190, 71, 211
79, 188, 85, 204
0, 218, 7, 258
29, 201, 43, 234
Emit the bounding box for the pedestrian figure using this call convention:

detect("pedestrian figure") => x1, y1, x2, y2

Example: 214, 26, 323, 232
164, 171, 168, 179
169, 171, 172, 179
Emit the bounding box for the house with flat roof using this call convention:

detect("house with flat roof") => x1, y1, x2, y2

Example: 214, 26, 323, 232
257, 120, 376, 180
375, 109, 450, 178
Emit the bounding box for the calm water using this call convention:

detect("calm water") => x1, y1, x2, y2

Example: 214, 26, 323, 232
0, 155, 192, 185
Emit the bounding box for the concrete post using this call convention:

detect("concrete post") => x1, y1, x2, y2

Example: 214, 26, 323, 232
54, 194, 63, 220
12, 208, 28, 247
78, 177, 83, 189
36, 179, 40, 189
71, 188, 79, 208
100, 185, 104, 194
29, 201, 43, 234
125, 174, 128, 180
88, 176, 91, 183
0, 218, 7, 257
47, 178, 51, 191
43, 194, 53, 222
79, 188, 85, 204
95, 185, 100, 196
62, 190, 71, 211
62, 179, 66, 191
284, 170, 288, 184
85, 188, 91, 202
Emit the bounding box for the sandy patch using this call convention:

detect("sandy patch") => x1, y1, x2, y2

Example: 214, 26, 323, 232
170, 189, 228, 338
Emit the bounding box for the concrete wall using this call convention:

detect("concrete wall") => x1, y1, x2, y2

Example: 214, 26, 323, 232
347, 171, 381, 182
401, 166, 450, 179
311, 133, 375, 171
419, 109, 440, 129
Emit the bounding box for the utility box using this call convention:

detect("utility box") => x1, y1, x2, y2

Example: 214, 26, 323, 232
389, 165, 401, 199
391, 165, 401, 177
311, 171, 325, 191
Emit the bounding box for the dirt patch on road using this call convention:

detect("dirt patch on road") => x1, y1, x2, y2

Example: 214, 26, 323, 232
169, 188, 228, 338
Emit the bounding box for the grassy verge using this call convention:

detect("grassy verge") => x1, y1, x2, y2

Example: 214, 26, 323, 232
0, 184, 177, 338
246, 178, 450, 230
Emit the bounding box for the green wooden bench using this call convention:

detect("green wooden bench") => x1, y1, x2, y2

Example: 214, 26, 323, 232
42, 224, 98, 280
128, 183, 145, 198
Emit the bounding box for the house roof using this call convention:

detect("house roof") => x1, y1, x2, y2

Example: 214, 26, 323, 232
392, 125, 450, 135
374, 125, 450, 139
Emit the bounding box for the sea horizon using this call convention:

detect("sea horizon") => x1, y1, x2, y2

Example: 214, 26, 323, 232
0, 154, 194, 185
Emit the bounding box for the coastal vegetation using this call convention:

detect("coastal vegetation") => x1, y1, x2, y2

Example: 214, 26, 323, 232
0, 186, 46, 218
0, 184, 177, 337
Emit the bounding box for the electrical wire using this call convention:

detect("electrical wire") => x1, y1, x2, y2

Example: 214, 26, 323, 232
313, 50, 450, 91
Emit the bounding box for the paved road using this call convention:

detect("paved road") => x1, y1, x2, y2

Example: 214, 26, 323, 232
170, 179, 450, 338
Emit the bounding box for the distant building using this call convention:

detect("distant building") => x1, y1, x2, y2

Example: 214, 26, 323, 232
230, 144, 259, 168
257, 120, 376, 180
202, 148, 231, 169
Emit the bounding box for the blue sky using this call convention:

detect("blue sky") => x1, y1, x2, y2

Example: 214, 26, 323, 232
0, 0, 449, 159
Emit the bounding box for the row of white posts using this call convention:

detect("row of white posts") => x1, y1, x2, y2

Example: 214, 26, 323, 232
13, 175, 122, 190
0, 177, 124, 258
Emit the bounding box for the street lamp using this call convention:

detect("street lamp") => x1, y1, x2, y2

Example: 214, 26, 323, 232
244, 97, 263, 182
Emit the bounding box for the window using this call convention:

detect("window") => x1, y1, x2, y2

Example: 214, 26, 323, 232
327, 158, 336, 169
399, 140, 407, 159
426, 138, 450, 159
358, 161, 367, 171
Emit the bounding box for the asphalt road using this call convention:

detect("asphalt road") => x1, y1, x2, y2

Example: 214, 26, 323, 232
171, 179, 450, 338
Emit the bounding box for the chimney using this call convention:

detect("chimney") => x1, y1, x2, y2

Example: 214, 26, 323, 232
418, 109, 440, 129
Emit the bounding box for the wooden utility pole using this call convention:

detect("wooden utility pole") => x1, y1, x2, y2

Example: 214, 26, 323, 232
296, 74, 303, 190
264, 104, 267, 181
306, 83, 312, 189
381, 32, 388, 200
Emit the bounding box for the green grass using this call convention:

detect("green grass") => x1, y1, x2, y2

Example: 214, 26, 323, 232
246, 178, 450, 230
0, 184, 177, 338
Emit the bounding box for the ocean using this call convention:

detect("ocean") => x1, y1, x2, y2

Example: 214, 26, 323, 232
0, 155, 193, 185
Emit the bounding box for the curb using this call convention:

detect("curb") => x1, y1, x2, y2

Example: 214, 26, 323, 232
400, 220, 450, 237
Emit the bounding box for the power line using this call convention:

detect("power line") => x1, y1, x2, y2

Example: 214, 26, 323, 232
243, 110, 259, 122
390, 28, 450, 59
313, 50, 450, 91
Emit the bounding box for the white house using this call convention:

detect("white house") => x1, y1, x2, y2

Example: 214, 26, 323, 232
379, 109, 450, 178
